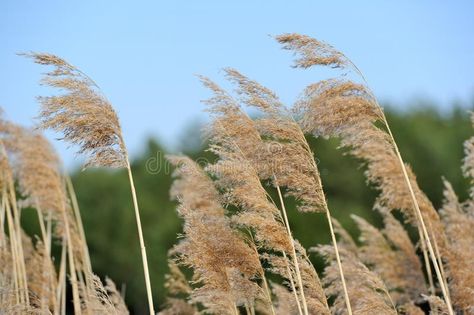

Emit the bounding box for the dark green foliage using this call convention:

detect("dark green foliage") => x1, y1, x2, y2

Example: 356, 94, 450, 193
64, 105, 471, 313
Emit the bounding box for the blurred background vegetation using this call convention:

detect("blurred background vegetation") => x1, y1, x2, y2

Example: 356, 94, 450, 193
23, 101, 473, 314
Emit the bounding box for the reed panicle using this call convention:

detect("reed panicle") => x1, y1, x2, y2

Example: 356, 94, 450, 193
330, 219, 358, 253
261, 252, 304, 314
26, 53, 154, 314
206, 149, 292, 254
80, 275, 129, 315
439, 180, 474, 313
352, 212, 426, 307
158, 298, 198, 315
164, 260, 193, 296
425, 295, 450, 315
377, 208, 427, 303
276, 33, 349, 69
223, 68, 325, 213
158, 260, 198, 315
293, 242, 329, 315
201, 76, 310, 314
23, 53, 127, 169
315, 244, 396, 315
200, 76, 264, 163
400, 302, 426, 315
272, 283, 299, 315
278, 33, 453, 313
1, 121, 67, 234
167, 156, 263, 314
22, 233, 57, 313
0, 118, 84, 314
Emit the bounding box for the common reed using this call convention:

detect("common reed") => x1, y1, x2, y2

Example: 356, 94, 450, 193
166, 156, 263, 314
201, 69, 350, 315
1, 31, 473, 315
278, 33, 453, 313
351, 212, 426, 310
25, 53, 154, 314
1, 118, 83, 313
315, 244, 397, 315
439, 180, 474, 312
0, 108, 128, 315
200, 77, 303, 312
157, 33, 474, 315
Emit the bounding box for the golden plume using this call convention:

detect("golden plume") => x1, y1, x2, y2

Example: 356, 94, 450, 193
26, 53, 154, 314
277, 33, 453, 313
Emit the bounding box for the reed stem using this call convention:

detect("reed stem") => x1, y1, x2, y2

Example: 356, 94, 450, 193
275, 183, 309, 315
384, 120, 454, 315
66, 175, 93, 275
126, 158, 155, 315
283, 251, 304, 315
324, 208, 353, 315
62, 210, 82, 315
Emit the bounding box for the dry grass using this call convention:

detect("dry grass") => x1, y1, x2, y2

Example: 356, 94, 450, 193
1, 32, 473, 315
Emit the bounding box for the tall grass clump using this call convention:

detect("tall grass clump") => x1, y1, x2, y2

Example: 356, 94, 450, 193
157, 33, 474, 315
0, 110, 128, 314
277, 33, 452, 313
1, 32, 473, 315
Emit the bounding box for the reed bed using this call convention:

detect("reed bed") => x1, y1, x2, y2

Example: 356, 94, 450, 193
0, 33, 473, 315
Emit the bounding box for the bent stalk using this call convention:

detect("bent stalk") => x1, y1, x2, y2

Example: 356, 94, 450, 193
126, 157, 155, 315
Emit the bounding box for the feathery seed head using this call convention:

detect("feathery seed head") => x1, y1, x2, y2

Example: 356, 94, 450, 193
168, 156, 262, 313
275, 33, 349, 69
25, 53, 127, 169
222, 69, 327, 213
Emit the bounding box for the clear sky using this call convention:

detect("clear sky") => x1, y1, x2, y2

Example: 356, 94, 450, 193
1, 1, 473, 168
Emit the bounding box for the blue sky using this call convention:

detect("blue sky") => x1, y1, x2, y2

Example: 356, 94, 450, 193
1, 1, 473, 167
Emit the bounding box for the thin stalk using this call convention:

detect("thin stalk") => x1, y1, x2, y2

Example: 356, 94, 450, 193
430, 226, 451, 305
261, 273, 276, 315
301, 250, 330, 311
383, 120, 454, 315
77, 271, 89, 311
8, 180, 29, 306
5, 196, 20, 305
44, 212, 56, 313
233, 303, 240, 315
62, 210, 82, 315
349, 65, 451, 312
249, 238, 276, 315
418, 226, 435, 295
0, 195, 5, 240
275, 183, 308, 315
66, 175, 92, 275
46, 213, 52, 256
61, 267, 66, 315
324, 209, 353, 315
55, 240, 67, 315
125, 157, 155, 315
283, 251, 303, 315
65, 175, 94, 304
383, 287, 397, 312
35, 208, 48, 254
297, 130, 352, 315
275, 185, 308, 315
36, 205, 57, 310
245, 304, 251, 315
